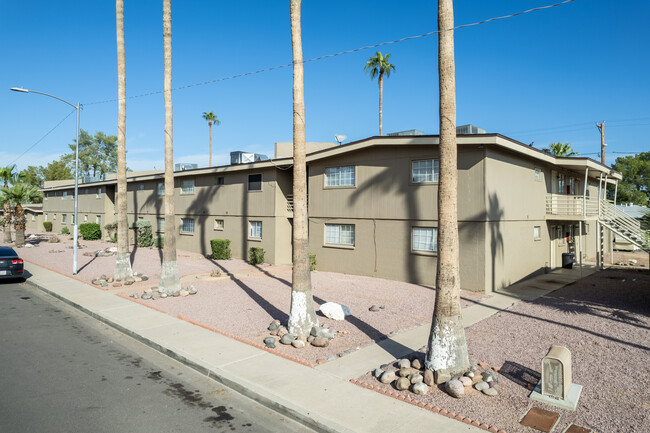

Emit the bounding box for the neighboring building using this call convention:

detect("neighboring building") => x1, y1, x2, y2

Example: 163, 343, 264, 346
41, 133, 646, 293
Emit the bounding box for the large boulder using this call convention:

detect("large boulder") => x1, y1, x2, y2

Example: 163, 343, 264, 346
319, 302, 350, 321
444, 378, 465, 398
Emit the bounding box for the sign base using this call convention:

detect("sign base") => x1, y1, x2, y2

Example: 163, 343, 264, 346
529, 380, 583, 411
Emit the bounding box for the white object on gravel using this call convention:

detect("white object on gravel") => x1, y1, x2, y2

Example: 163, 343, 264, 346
319, 302, 351, 320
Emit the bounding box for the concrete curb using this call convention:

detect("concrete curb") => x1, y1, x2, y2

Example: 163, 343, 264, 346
25, 276, 350, 433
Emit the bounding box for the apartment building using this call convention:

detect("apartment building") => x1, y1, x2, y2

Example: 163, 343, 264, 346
41, 133, 632, 293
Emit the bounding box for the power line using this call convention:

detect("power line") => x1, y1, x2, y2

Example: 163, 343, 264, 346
84, 0, 578, 106
9, 108, 77, 166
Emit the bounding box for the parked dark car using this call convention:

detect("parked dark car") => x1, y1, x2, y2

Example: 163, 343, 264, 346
0, 247, 24, 281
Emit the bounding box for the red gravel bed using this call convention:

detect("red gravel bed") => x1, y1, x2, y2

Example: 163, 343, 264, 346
357, 268, 650, 433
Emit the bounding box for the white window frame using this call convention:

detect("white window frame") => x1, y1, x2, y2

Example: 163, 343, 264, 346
325, 166, 355, 187
181, 218, 195, 234
44, 214, 49, 222
534, 168, 542, 181
248, 174, 262, 192
411, 227, 437, 253
62, 214, 67, 224
214, 219, 224, 230
411, 159, 440, 183
62, 191, 67, 200
157, 217, 165, 232
325, 224, 355, 247
534, 226, 541, 240
181, 179, 195, 194
84, 215, 88, 222
54, 214, 57, 220
96, 188, 102, 198
249, 221, 262, 239
157, 182, 165, 196
96, 215, 101, 225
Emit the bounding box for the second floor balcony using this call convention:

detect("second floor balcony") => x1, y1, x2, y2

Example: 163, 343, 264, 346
545, 194, 600, 219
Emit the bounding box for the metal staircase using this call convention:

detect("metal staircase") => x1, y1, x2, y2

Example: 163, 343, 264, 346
598, 199, 650, 252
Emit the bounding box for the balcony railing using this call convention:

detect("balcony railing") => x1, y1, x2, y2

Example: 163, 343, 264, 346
545, 194, 599, 217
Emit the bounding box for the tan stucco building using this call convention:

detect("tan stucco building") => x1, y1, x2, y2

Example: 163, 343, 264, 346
41, 133, 628, 293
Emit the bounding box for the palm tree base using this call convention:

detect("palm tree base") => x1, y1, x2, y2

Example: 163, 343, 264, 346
3, 224, 12, 243
15, 229, 24, 247
114, 252, 133, 281
425, 315, 470, 376
159, 260, 181, 294
288, 290, 319, 338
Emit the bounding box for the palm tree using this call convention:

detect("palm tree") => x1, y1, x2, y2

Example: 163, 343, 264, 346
1, 184, 42, 247
202, 111, 220, 167
364, 51, 396, 136
159, 0, 181, 294
0, 164, 18, 243
424, 0, 470, 377
543, 142, 578, 157
287, 0, 319, 338
114, 0, 134, 281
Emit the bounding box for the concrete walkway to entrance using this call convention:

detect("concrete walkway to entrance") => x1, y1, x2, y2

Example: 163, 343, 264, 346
21, 262, 595, 433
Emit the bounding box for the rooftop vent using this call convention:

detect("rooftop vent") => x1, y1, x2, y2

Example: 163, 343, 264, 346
387, 129, 425, 136
175, 163, 198, 171
230, 151, 269, 165
456, 124, 486, 135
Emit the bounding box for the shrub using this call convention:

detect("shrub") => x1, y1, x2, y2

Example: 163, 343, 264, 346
249, 247, 265, 265
134, 220, 153, 247
43, 221, 52, 232
0, 217, 4, 226
153, 234, 164, 249
48, 235, 60, 243
210, 239, 231, 260
61, 226, 70, 235
79, 223, 101, 240
309, 253, 317, 271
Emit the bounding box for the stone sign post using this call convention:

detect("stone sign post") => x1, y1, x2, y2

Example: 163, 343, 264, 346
530, 345, 583, 411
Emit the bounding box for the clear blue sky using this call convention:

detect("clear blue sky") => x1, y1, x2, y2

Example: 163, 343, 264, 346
1, 0, 648, 173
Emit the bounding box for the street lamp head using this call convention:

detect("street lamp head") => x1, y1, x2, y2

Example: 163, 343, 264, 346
10, 87, 30, 93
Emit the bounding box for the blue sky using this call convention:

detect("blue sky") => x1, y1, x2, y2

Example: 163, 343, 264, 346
1, 0, 648, 173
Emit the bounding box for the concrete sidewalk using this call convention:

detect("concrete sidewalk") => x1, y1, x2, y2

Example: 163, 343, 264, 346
22, 263, 594, 433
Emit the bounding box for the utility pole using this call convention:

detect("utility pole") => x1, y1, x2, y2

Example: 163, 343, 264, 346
596, 121, 605, 165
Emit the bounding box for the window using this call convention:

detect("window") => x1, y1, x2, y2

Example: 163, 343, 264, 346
45, 192, 48, 201
181, 179, 195, 194
558, 175, 566, 194
325, 166, 355, 187
534, 168, 542, 181
96, 215, 101, 225
137, 184, 145, 191
249, 221, 262, 239
181, 218, 195, 233
157, 182, 165, 195
62, 191, 67, 200
157, 218, 165, 232
325, 224, 355, 246
217, 176, 224, 185
96, 188, 102, 198
248, 174, 262, 191
62, 214, 67, 223
412, 227, 437, 252
85, 188, 89, 195
31, 214, 35, 222
44, 214, 49, 222
533, 226, 541, 240
84, 215, 88, 222
556, 225, 563, 244
568, 225, 574, 243
54, 214, 57, 220
214, 219, 224, 230
412, 159, 440, 183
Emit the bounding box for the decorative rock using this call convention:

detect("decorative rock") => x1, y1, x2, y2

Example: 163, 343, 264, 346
474, 381, 489, 391
469, 365, 478, 372
423, 370, 434, 386
412, 382, 429, 396
435, 369, 451, 384
489, 381, 498, 389
107, 277, 114, 283
444, 379, 464, 398
409, 373, 423, 384
160, 292, 168, 298
411, 359, 422, 370
464, 371, 474, 378
141, 293, 152, 300
307, 336, 315, 343
482, 387, 498, 397
277, 327, 288, 338
291, 340, 305, 349
263, 337, 276, 348
374, 368, 384, 378
188, 286, 198, 295
151, 292, 160, 300
172, 290, 181, 297
319, 302, 350, 321
132, 293, 139, 299
269, 328, 279, 336
395, 377, 410, 391
125, 277, 135, 283
398, 367, 419, 377
268, 322, 279, 331
280, 334, 295, 345
459, 376, 473, 387
380, 370, 396, 384
145, 288, 153, 294
124, 280, 134, 286
133, 276, 142, 282
100, 283, 108, 287
310, 326, 335, 339
369, 305, 380, 312
311, 337, 329, 348
179, 289, 189, 297
112, 282, 122, 287
398, 359, 411, 369
481, 372, 494, 383
141, 275, 149, 281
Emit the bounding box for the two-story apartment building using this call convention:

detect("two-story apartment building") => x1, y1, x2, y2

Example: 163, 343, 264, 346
41, 133, 629, 293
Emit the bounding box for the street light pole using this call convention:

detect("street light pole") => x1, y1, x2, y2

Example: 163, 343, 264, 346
10, 87, 81, 275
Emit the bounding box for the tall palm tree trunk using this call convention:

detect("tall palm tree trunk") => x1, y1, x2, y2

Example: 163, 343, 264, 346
13, 203, 25, 247
114, 0, 134, 280
3, 200, 11, 243
425, 0, 469, 376
209, 121, 213, 167
160, 0, 180, 293
288, 0, 319, 338
378, 73, 384, 136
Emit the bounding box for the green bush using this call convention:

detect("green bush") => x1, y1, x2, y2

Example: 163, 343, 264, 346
153, 234, 164, 249
61, 226, 70, 235
309, 253, 317, 271
134, 220, 153, 247
79, 223, 101, 240
210, 239, 231, 260
43, 221, 52, 232
248, 247, 265, 265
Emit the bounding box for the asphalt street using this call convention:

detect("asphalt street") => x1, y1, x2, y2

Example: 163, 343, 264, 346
0, 280, 314, 433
